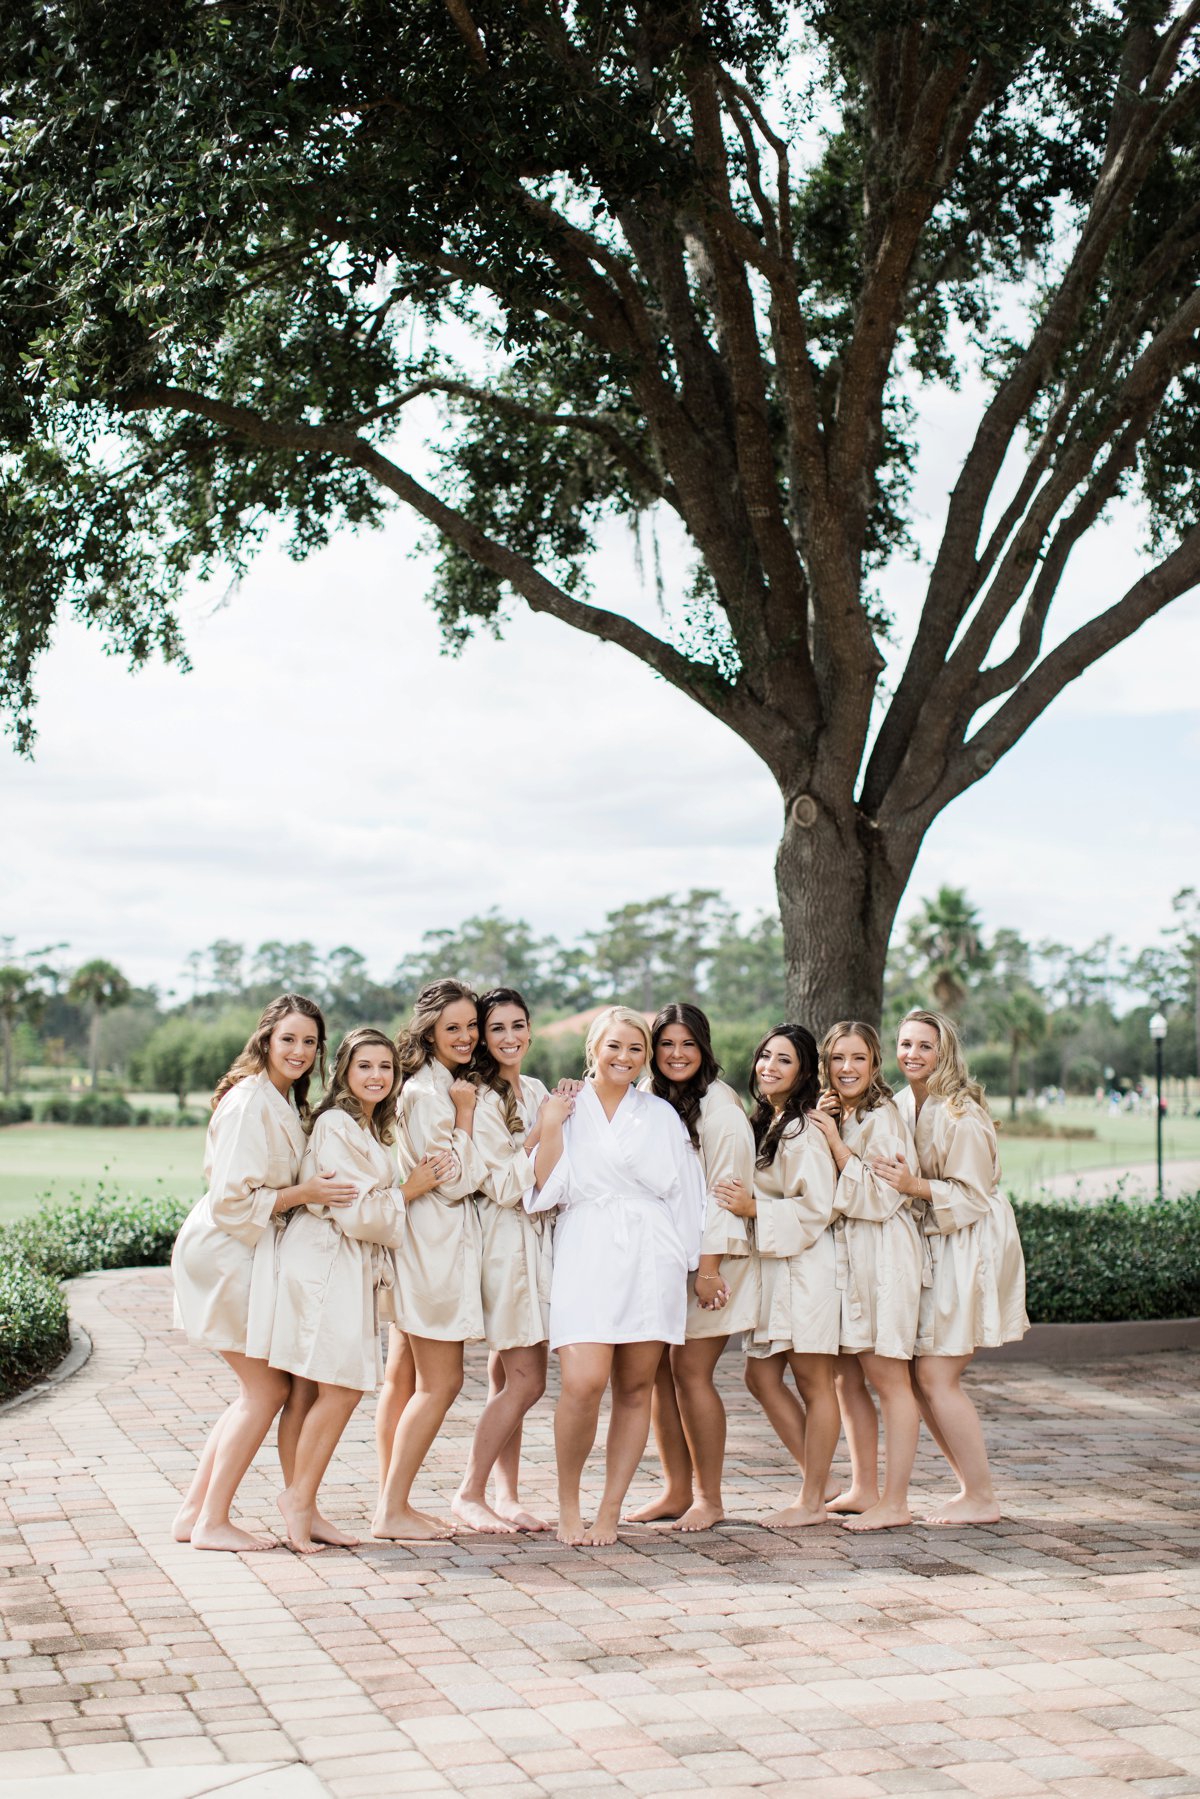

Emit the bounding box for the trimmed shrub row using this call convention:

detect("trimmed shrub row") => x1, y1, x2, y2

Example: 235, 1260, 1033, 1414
1, 1188, 1196, 1402
32, 1094, 208, 1128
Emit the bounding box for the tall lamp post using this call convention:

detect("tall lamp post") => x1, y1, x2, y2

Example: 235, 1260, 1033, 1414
1149, 1011, 1167, 1203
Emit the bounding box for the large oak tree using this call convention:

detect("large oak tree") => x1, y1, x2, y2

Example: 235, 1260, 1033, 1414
2, 1, 1198, 1016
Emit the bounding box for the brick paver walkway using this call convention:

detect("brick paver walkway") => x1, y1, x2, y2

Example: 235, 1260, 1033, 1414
1, 1270, 1198, 1799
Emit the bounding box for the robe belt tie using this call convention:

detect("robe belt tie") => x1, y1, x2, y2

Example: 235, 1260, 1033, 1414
832, 1216, 868, 1333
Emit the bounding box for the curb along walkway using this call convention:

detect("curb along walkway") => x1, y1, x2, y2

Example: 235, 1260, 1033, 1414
1, 1270, 1199, 1799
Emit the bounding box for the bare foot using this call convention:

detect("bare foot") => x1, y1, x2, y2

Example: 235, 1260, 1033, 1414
371, 1506, 452, 1541
492, 1498, 551, 1531
190, 1519, 278, 1552
310, 1510, 361, 1548
841, 1500, 912, 1532
923, 1494, 1001, 1526
623, 1490, 692, 1523
582, 1507, 620, 1546
825, 1474, 842, 1501
277, 1490, 326, 1555
556, 1508, 587, 1546
763, 1501, 829, 1528
451, 1493, 519, 1534
826, 1486, 879, 1514
671, 1499, 724, 1533
171, 1503, 198, 1543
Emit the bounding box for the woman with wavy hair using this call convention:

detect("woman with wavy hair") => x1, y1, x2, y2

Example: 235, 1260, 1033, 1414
452, 988, 553, 1534
715, 1023, 839, 1527
374, 979, 484, 1540
809, 1020, 922, 1533
626, 1003, 758, 1533
526, 1006, 706, 1546
171, 994, 357, 1551
267, 1028, 454, 1552
873, 1010, 1027, 1524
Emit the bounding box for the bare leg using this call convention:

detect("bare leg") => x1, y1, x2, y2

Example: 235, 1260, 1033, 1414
670, 1336, 728, 1531
375, 1328, 415, 1489
278, 1382, 363, 1552
828, 1353, 880, 1512
745, 1351, 808, 1462
190, 1353, 290, 1551
554, 1343, 613, 1543
373, 1335, 464, 1540
764, 1355, 838, 1527
454, 1344, 547, 1533
623, 1349, 693, 1521
909, 1361, 962, 1485
590, 1340, 665, 1544
912, 1354, 1001, 1524
173, 1403, 231, 1540
276, 1374, 313, 1485
842, 1352, 918, 1532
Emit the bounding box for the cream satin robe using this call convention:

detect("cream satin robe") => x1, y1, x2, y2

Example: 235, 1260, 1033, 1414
746, 1119, 840, 1357
268, 1108, 408, 1391
171, 1070, 304, 1355
685, 1079, 759, 1340
473, 1076, 552, 1351
391, 1059, 486, 1342
834, 1099, 924, 1360
895, 1089, 1029, 1356
525, 1083, 706, 1351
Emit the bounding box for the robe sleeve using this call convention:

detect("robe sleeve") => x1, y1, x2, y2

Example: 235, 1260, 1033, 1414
924, 1109, 997, 1233
667, 1115, 707, 1271
206, 1089, 289, 1245
755, 1126, 836, 1257
398, 1079, 484, 1201
303, 1112, 406, 1249
698, 1092, 752, 1256
834, 1107, 916, 1223
524, 1125, 571, 1215
473, 1090, 535, 1209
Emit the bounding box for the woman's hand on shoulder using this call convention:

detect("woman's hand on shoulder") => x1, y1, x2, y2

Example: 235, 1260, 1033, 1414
278, 1170, 358, 1214
539, 1092, 575, 1129
872, 1151, 918, 1196
402, 1149, 457, 1204
806, 1099, 841, 1146
714, 1176, 756, 1218
554, 1077, 584, 1099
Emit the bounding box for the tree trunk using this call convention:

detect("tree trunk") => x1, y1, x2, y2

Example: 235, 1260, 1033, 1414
2, 1015, 12, 1097
1009, 1040, 1020, 1119
89, 1007, 101, 1089
775, 805, 912, 1026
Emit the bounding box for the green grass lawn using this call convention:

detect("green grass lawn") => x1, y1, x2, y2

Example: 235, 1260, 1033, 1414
994, 1099, 1200, 1194
0, 1124, 206, 1221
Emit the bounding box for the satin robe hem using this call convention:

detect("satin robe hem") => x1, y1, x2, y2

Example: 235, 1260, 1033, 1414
474, 1077, 552, 1351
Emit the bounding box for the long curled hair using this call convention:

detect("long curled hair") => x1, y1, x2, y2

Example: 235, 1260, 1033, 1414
395, 979, 479, 1086
212, 993, 327, 1120
473, 987, 531, 1140
900, 1009, 986, 1114
310, 1027, 400, 1146
749, 1023, 820, 1169
649, 1003, 720, 1149
584, 1005, 653, 1076
818, 1019, 893, 1122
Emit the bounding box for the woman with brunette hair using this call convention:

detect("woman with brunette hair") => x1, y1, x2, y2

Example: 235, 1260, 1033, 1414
452, 988, 553, 1533
374, 979, 485, 1540
171, 994, 358, 1551
267, 1028, 454, 1552
627, 1003, 758, 1532
809, 1020, 922, 1532
874, 1009, 1027, 1524
526, 1006, 706, 1545
714, 1024, 840, 1526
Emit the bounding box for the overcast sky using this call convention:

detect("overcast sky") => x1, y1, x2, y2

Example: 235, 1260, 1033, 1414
4, 377, 1198, 1000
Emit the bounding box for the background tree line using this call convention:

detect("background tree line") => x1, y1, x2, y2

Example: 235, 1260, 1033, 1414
3, 885, 1198, 1112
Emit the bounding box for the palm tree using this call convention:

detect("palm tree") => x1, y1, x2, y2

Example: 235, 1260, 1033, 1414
906, 888, 991, 1015
988, 989, 1048, 1119
0, 967, 43, 1096
67, 960, 131, 1089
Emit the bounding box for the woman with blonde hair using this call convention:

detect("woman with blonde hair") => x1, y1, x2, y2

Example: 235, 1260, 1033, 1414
808, 1020, 922, 1532
452, 988, 553, 1534
171, 994, 358, 1551
873, 1009, 1027, 1524
374, 979, 485, 1540
525, 1006, 706, 1545
267, 1028, 454, 1552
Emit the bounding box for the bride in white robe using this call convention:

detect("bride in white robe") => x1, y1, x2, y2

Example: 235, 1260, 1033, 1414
525, 1007, 705, 1545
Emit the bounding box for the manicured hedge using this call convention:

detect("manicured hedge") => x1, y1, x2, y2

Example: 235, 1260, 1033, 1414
0, 1259, 69, 1397
1013, 1192, 1200, 1324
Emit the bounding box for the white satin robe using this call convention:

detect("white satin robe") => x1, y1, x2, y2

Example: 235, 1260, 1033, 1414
391, 1059, 486, 1342
834, 1099, 924, 1360
746, 1119, 840, 1358
686, 1080, 759, 1340
171, 1071, 303, 1355
895, 1089, 1029, 1356
473, 1076, 552, 1350
525, 1083, 706, 1351
268, 1108, 407, 1391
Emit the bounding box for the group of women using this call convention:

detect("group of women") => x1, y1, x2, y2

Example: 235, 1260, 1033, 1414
170, 981, 1027, 1553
